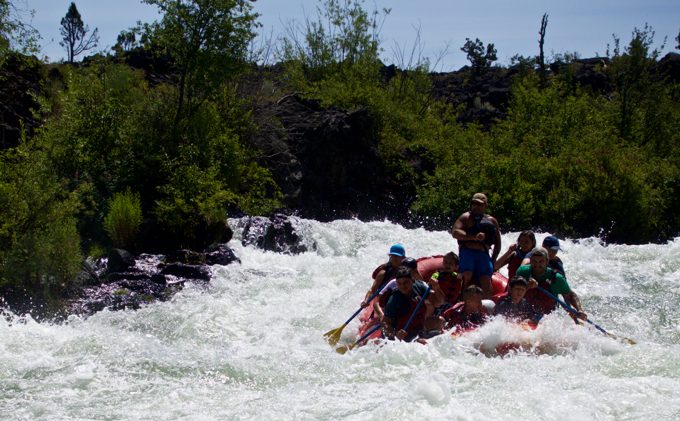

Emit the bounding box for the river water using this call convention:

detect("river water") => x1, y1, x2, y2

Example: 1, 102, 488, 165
1, 218, 679, 420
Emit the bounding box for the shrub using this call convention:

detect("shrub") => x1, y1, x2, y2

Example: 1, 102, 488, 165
104, 190, 142, 249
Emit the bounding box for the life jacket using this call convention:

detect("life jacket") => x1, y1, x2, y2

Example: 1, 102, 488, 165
371, 262, 400, 290
378, 287, 394, 308
442, 302, 488, 330
432, 271, 462, 305
549, 257, 565, 277
461, 212, 497, 248
507, 248, 530, 279
495, 295, 541, 322
392, 292, 426, 334
523, 270, 559, 315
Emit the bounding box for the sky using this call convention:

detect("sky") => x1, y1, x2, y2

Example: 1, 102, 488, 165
21, 0, 680, 71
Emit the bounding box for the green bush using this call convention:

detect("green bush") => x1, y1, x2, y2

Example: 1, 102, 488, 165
104, 190, 142, 249
0, 143, 82, 294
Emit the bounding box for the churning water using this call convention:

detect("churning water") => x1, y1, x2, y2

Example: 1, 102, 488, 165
2, 218, 680, 420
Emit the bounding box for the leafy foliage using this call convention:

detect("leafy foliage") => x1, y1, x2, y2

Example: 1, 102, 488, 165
0, 141, 82, 293
104, 190, 142, 250
0, 0, 40, 63
141, 0, 259, 123
461, 37, 497, 72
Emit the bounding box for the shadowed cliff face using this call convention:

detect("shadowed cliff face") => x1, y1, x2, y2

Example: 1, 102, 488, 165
249, 93, 409, 223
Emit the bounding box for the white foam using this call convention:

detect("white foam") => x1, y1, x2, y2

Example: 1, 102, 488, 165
1, 219, 678, 419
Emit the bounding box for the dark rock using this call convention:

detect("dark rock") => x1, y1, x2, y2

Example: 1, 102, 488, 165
250, 94, 397, 222
204, 243, 241, 265
150, 274, 167, 284
165, 249, 206, 265
74, 257, 107, 287
106, 271, 152, 282
65, 252, 214, 318
107, 248, 135, 273
241, 214, 314, 254
160, 263, 211, 281
68, 279, 176, 315
657, 52, 680, 83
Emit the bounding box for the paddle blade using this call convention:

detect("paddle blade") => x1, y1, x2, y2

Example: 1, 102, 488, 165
335, 344, 353, 354
608, 333, 636, 345
323, 324, 347, 346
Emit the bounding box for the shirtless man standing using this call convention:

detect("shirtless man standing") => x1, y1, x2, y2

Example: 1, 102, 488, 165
451, 193, 501, 298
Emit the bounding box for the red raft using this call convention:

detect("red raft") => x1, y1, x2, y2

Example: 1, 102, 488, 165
354, 255, 509, 346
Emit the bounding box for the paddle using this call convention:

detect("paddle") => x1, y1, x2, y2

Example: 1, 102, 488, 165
402, 285, 431, 334
324, 283, 387, 346
537, 286, 636, 345
335, 285, 431, 354
335, 323, 382, 355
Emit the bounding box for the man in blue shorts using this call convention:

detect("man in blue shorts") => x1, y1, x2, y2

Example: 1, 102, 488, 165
451, 193, 501, 298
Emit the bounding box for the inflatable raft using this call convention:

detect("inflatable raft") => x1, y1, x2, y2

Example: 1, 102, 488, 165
353, 255, 510, 347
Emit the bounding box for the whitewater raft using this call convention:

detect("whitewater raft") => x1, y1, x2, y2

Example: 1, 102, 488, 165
352, 255, 536, 353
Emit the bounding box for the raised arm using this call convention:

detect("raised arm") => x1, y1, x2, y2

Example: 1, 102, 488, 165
494, 243, 517, 271
362, 270, 386, 307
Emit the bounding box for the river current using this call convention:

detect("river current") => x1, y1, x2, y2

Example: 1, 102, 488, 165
1, 218, 679, 420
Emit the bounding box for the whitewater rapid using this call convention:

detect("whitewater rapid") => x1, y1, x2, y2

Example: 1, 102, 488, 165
1, 218, 679, 420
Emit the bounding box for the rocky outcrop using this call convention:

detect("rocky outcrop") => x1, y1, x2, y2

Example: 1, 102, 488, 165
250, 94, 403, 222
66, 243, 240, 317
238, 213, 315, 254
430, 66, 511, 127
656, 52, 680, 83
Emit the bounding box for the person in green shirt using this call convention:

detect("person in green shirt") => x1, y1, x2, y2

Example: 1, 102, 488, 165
515, 247, 587, 322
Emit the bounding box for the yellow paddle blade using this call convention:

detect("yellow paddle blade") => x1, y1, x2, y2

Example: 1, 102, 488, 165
323, 323, 347, 346
335, 343, 355, 354
607, 333, 636, 345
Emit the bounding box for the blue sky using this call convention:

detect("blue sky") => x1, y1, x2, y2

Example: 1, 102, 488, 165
23, 0, 680, 70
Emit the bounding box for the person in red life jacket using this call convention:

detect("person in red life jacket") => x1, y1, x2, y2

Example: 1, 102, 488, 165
516, 247, 587, 322
495, 276, 542, 323
361, 243, 405, 308
381, 267, 433, 343
427, 252, 463, 313
521, 235, 566, 278
372, 257, 425, 322
494, 230, 536, 279
441, 285, 490, 331
451, 193, 501, 298
416, 252, 464, 339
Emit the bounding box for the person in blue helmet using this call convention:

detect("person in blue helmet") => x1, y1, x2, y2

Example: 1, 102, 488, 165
522, 235, 565, 277
451, 193, 501, 298
361, 243, 406, 308
373, 257, 430, 322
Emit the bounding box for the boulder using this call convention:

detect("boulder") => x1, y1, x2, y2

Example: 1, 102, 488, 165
160, 263, 211, 281
107, 248, 135, 273
241, 213, 314, 254
204, 243, 241, 265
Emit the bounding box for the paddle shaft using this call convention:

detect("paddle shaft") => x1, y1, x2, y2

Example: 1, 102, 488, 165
403, 285, 431, 332
342, 282, 388, 327
351, 323, 382, 348
536, 286, 608, 335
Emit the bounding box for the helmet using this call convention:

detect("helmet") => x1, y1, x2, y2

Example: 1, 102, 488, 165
388, 243, 405, 257
401, 257, 417, 269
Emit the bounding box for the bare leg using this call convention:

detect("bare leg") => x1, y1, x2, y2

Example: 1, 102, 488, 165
479, 275, 492, 299
462, 271, 474, 289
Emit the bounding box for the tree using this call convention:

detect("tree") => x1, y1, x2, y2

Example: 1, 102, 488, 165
0, 0, 40, 63
538, 13, 548, 86
59, 2, 99, 63
676, 28, 679, 50
142, 0, 258, 124
461, 37, 497, 73
114, 29, 137, 53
